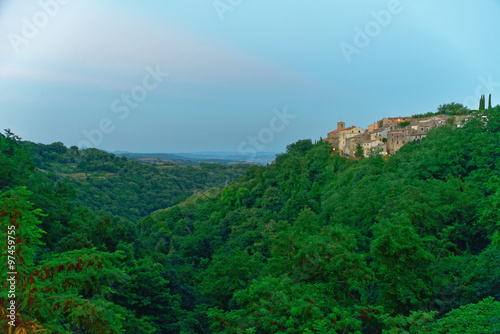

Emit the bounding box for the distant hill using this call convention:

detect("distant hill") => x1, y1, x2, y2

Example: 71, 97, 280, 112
112, 152, 215, 166
175, 151, 277, 165
21, 143, 251, 221
113, 151, 277, 166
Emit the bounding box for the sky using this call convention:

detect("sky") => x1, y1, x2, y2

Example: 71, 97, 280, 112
1, 0, 499, 154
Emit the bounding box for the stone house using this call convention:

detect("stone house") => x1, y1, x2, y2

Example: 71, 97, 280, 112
413, 119, 441, 133
406, 131, 426, 142
325, 122, 363, 155
387, 129, 410, 154
367, 128, 390, 142
338, 126, 363, 154
346, 134, 364, 156
362, 140, 386, 157
368, 122, 379, 132
379, 116, 412, 128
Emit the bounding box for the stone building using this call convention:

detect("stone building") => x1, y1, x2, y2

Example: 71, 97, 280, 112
345, 134, 364, 156
338, 126, 363, 155
325, 122, 363, 155
324, 113, 448, 157
367, 128, 390, 142
367, 122, 380, 132
366, 117, 412, 132
406, 131, 426, 142
361, 140, 386, 157
387, 129, 410, 154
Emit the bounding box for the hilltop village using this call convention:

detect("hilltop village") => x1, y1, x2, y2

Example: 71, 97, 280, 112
323, 114, 464, 157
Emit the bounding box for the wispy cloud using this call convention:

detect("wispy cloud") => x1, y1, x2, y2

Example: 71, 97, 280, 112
0, 62, 136, 91
0, 1, 318, 94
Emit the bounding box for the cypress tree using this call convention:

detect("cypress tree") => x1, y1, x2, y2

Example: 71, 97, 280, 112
489, 94, 492, 109
479, 95, 485, 111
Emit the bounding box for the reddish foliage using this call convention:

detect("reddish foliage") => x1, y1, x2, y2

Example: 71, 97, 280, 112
357, 307, 380, 322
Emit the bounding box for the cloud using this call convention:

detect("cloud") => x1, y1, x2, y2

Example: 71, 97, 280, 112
0, 62, 135, 91
0, 1, 317, 95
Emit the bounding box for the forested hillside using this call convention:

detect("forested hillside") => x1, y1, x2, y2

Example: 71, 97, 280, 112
1, 106, 500, 333
23, 142, 249, 221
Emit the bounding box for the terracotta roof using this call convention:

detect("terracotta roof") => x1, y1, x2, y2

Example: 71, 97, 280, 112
419, 120, 438, 125
387, 116, 411, 120
328, 126, 357, 135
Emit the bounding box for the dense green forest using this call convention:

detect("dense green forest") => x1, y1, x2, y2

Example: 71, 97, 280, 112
1, 106, 500, 333
23, 142, 249, 221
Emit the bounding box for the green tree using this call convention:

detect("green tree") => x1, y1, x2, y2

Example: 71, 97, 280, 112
0, 131, 35, 191
198, 249, 263, 310
286, 139, 313, 154
437, 102, 470, 115
426, 297, 500, 333
355, 143, 364, 158
208, 276, 366, 334
115, 258, 183, 333
0, 188, 129, 333
368, 147, 384, 159
479, 95, 485, 111
370, 214, 434, 314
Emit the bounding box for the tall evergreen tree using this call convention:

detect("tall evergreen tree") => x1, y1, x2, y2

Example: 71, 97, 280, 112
355, 143, 364, 158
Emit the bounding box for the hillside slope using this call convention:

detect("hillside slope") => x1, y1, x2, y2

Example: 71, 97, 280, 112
23, 143, 249, 221
1, 106, 499, 333
134, 107, 500, 333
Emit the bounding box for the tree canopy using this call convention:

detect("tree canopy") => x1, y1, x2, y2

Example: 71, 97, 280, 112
1, 105, 499, 332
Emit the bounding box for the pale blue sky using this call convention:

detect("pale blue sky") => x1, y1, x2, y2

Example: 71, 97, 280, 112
1, 0, 499, 153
